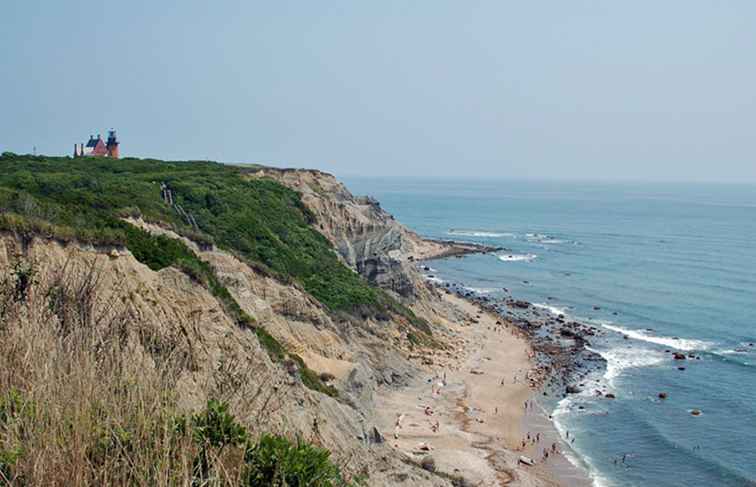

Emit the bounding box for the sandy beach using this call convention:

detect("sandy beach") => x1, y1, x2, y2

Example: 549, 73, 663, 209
376, 292, 591, 486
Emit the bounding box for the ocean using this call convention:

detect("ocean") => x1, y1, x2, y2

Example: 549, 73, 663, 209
343, 177, 756, 487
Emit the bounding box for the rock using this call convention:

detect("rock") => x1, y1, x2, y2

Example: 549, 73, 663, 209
566, 385, 582, 394
370, 426, 385, 444
519, 455, 535, 466
658, 392, 668, 399
690, 409, 702, 416
672, 352, 686, 360
605, 393, 616, 399
420, 456, 436, 472
677, 366, 686, 371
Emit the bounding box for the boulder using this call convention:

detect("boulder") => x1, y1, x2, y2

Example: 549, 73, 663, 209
420, 456, 436, 472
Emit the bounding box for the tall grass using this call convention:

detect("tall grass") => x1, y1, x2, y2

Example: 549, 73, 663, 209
0, 257, 352, 486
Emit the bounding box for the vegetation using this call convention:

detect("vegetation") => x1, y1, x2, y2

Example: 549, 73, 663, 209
0, 152, 436, 393
0, 153, 389, 314
0, 256, 356, 486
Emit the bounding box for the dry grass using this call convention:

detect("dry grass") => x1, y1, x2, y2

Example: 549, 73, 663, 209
0, 256, 285, 486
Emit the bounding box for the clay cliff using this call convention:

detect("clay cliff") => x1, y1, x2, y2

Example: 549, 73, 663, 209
0, 154, 490, 486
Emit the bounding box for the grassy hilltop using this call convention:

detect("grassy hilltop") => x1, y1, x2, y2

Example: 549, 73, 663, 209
0, 153, 382, 313
0, 153, 439, 485
0, 153, 429, 324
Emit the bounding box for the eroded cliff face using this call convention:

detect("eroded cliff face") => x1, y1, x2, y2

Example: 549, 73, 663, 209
0, 232, 450, 486
249, 169, 452, 300
0, 167, 486, 485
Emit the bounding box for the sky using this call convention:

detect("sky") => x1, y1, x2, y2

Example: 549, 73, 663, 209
2, 0, 755, 182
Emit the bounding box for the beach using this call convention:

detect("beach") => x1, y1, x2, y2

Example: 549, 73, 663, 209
376, 291, 591, 486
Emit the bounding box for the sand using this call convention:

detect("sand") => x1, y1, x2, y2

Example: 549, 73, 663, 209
375, 293, 590, 486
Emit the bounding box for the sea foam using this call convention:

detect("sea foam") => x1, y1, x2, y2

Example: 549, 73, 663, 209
587, 345, 667, 386
601, 323, 712, 351
533, 303, 568, 316
447, 229, 513, 238
498, 253, 537, 262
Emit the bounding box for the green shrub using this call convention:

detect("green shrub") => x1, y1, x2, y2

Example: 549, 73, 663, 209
187, 399, 249, 485
191, 399, 248, 449
242, 434, 348, 487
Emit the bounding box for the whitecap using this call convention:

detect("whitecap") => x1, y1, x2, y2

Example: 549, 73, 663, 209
601, 323, 712, 351
533, 303, 568, 316
587, 345, 667, 387
497, 253, 537, 262
447, 229, 513, 238
463, 286, 497, 295
424, 276, 444, 284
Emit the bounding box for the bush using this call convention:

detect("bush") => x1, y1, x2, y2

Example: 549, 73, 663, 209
242, 434, 349, 487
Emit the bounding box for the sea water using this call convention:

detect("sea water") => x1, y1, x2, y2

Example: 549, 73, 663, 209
343, 177, 756, 487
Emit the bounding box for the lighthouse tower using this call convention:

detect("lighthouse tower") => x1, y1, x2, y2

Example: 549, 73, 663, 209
106, 129, 120, 159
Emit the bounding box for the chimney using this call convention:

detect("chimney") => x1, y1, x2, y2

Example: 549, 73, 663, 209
73, 144, 78, 157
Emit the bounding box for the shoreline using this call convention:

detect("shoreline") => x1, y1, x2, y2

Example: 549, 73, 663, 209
375, 286, 594, 486
412, 248, 603, 486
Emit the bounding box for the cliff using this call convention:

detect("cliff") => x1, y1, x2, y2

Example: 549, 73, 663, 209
0, 154, 493, 486
251, 167, 491, 299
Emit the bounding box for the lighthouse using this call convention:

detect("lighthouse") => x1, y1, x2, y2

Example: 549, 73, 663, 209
106, 129, 120, 159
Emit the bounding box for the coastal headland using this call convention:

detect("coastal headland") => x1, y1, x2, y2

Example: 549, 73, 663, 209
0, 154, 594, 486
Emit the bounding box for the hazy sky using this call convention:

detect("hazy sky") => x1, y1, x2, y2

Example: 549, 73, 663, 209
2, 1, 755, 181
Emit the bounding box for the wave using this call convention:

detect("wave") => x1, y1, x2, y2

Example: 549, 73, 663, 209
587, 345, 667, 387
533, 303, 568, 316
600, 323, 713, 351
424, 276, 444, 284
447, 229, 513, 238
497, 253, 537, 262
463, 286, 497, 295
525, 233, 567, 244
551, 398, 614, 487
706, 348, 754, 368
